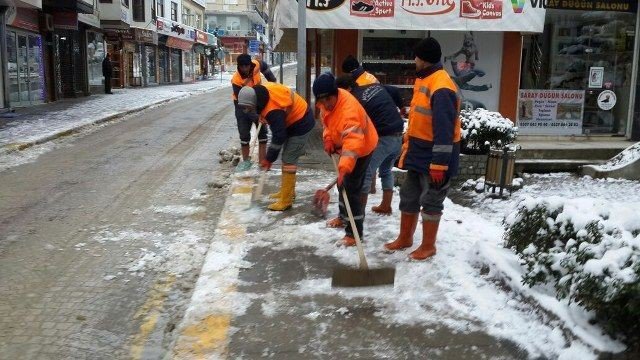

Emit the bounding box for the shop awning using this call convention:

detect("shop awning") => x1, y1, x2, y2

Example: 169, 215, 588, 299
273, 0, 547, 48
166, 37, 194, 51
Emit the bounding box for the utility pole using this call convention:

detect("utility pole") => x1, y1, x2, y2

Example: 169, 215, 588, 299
296, 0, 306, 100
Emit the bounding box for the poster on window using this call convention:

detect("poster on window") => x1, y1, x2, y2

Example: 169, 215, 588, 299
432, 31, 502, 112
517, 90, 585, 135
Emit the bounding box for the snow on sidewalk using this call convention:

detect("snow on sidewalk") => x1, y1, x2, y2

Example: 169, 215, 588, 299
0, 74, 233, 149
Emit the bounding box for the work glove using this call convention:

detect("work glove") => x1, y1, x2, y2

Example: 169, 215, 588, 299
323, 139, 335, 155
260, 159, 272, 171
429, 168, 446, 187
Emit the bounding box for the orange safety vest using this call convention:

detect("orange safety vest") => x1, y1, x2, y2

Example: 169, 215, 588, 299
355, 71, 379, 87
321, 89, 378, 173
231, 59, 262, 100
398, 69, 461, 172
260, 82, 308, 126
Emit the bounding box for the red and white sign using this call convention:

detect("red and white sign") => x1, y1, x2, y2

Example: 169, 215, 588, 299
274, 0, 545, 33
196, 30, 209, 45
350, 0, 394, 17
460, 0, 502, 19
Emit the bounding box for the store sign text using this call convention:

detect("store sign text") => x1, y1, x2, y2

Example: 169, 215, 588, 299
350, 0, 394, 17
460, 0, 502, 19
518, 0, 636, 12
517, 90, 585, 135
302, 0, 346, 11
400, 0, 455, 15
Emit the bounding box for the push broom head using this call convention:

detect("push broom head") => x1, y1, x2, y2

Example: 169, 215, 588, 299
331, 267, 396, 288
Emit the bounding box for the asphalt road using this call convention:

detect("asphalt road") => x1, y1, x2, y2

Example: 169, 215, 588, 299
0, 83, 241, 359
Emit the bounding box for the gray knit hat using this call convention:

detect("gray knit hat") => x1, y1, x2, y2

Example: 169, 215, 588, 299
237, 86, 257, 107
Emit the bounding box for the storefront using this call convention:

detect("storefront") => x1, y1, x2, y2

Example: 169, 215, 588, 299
79, 10, 105, 94
273, 0, 640, 139
5, 7, 45, 107
156, 18, 195, 84
519, 2, 639, 136
130, 28, 158, 87
195, 30, 209, 80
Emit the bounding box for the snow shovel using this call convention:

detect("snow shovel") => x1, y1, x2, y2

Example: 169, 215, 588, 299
312, 178, 337, 218
330, 156, 396, 288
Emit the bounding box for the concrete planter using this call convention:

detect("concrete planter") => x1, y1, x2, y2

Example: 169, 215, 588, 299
392, 153, 488, 187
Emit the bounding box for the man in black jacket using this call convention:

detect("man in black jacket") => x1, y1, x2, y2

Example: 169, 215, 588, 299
102, 53, 113, 94
336, 75, 405, 217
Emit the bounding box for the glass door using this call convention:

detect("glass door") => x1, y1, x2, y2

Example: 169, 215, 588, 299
27, 35, 44, 105
6, 30, 44, 107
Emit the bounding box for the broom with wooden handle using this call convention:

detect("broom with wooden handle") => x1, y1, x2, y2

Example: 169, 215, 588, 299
330, 155, 395, 288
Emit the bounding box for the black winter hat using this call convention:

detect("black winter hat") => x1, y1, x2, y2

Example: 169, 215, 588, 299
253, 85, 270, 112
341, 55, 360, 73
312, 72, 338, 99
414, 37, 442, 64
237, 54, 252, 66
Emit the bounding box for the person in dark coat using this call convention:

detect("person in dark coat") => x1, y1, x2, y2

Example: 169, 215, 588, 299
102, 53, 113, 94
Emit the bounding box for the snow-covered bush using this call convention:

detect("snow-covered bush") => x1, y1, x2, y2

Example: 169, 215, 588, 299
503, 197, 640, 342
460, 109, 518, 154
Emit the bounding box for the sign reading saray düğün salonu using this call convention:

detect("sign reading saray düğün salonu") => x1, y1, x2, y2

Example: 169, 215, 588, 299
279, 0, 545, 32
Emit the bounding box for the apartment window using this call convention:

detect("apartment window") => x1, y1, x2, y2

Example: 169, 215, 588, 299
157, 0, 164, 17
196, 15, 202, 29
224, 0, 238, 5
226, 16, 240, 31
182, 7, 191, 26
132, 0, 145, 22
170, 1, 177, 21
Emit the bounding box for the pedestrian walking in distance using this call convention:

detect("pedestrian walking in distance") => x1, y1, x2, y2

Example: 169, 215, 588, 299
313, 73, 378, 247
236, 82, 315, 211
335, 75, 404, 217
231, 54, 277, 172
384, 37, 462, 261
102, 53, 113, 94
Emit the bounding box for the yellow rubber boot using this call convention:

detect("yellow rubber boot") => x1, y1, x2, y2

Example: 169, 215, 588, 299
269, 172, 296, 200
268, 172, 296, 211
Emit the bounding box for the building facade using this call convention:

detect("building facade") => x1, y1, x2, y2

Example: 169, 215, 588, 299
272, 0, 640, 141
204, 0, 267, 71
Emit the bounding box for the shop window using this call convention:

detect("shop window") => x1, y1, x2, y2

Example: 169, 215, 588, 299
226, 17, 240, 31
133, 0, 145, 22
519, 10, 637, 135
87, 32, 105, 87
170, 1, 177, 21
157, 0, 164, 17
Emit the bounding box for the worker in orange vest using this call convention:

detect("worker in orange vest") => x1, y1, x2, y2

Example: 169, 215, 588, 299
231, 54, 277, 171
236, 82, 315, 211
384, 37, 462, 261
313, 73, 378, 246
342, 55, 379, 86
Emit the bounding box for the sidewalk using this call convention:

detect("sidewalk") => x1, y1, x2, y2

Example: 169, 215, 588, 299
0, 75, 233, 154
168, 129, 637, 359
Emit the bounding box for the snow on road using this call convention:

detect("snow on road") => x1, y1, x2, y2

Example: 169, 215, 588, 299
0, 74, 233, 149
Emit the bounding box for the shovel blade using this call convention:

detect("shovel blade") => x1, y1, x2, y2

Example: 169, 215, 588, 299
312, 189, 330, 218
331, 267, 396, 288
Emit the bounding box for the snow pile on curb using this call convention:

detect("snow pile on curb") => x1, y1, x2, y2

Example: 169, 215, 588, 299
591, 141, 640, 171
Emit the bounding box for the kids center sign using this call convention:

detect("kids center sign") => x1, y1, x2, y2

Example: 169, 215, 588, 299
275, 0, 546, 32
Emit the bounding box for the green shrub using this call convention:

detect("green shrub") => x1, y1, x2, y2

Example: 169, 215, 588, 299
460, 109, 518, 155
503, 197, 640, 343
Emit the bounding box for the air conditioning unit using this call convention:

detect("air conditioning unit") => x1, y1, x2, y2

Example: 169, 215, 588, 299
41, 13, 54, 32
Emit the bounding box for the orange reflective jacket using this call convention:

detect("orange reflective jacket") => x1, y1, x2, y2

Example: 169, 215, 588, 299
231, 59, 262, 100
355, 71, 379, 87
260, 82, 308, 126
321, 89, 378, 174
398, 67, 462, 175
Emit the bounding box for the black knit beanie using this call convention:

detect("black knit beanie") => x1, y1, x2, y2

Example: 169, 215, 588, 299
312, 72, 338, 99
237, 54, 252, 66
414, 37, 442, 64
341, 55, 360, 73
